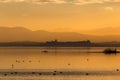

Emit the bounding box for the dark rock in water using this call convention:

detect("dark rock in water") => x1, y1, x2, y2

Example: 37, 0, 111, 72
42, 50, 48, 53
54, 71, 57, 72
22, 60, 25, 62
87, 58, 89, 61
14, 72, 17, 74
85, 73, 89, 75
53, 73, 56, 75
68, 63, 71, 66
116, 69, 119, 71
4, 74, 7, 76
103, 48, 117, 54
11, 72, 14, 74
39, 73, 42, 75
32, 72, 35, 74
60, 72, 63, 74
29, 60, 32, 63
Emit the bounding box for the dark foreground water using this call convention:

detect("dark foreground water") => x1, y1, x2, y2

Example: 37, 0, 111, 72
0, 47, 120, 80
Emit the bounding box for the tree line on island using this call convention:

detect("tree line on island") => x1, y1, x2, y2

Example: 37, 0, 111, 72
0, 40, 120, 47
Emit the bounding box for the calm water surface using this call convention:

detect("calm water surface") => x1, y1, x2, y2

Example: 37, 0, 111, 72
0, 47, 120, 80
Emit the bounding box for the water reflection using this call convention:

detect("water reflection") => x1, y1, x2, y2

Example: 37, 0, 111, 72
0, 47, 120, 71
0, 46, 120, 80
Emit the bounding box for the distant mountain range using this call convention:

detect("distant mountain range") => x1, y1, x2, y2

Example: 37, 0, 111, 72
82, 27, 120, 35
0, 27, 120, 42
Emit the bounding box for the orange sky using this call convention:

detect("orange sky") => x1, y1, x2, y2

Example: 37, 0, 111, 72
0, 0, 120, 35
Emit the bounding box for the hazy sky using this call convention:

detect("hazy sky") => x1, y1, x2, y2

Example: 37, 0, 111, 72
0, 0, 120, 33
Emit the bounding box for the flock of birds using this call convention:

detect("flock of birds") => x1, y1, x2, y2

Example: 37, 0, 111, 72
10, 59, 74, 69
2, 69, 120, 77
3, 48, 120, 77
0, 58, 120, 76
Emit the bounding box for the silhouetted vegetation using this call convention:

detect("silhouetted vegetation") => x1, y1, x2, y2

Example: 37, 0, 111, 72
0, 40, 120, 47
0, 40, 91, 47
103, 48, 117, 54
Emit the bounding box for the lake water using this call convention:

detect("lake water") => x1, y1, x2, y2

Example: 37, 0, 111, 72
0, 47, 120, 80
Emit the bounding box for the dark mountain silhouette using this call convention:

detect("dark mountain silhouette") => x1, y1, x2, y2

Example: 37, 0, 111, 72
0, 27, 120, 42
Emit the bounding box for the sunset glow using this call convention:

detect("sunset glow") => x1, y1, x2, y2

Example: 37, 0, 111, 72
0, 0, 120, 35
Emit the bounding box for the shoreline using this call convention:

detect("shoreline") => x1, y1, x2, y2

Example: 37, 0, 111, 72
0, 69, 120, 76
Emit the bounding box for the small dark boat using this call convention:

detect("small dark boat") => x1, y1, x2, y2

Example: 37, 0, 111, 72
103, 48, 117, 54
42, 50, 48, 53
